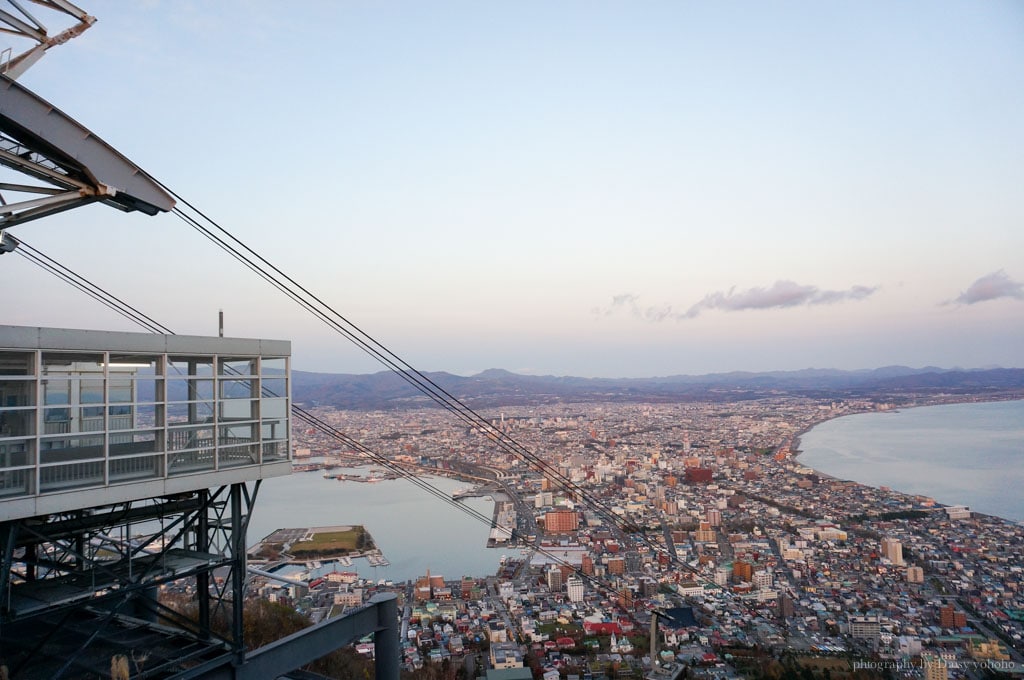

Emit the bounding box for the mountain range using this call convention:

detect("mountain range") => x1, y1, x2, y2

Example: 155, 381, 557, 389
292, 365, 1024, 410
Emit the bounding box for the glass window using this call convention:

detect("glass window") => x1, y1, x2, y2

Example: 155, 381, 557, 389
43, 406, 71, 428
109, 378, 133, 403
261, 379, 287, 398
0, 379, 33, 407
219, 358, 256, 377
219, 445, 256, 468
132, 402, 161, 428
220, 399, 256, 421
167, 425, 214, 451
261, 357, 287, 374
134, 377, 161, 403
107, 406, 134, 430
167, 357, 213, 377
168, 449, 215, 474
261, 397, 288, 419
109, 430, 157, 457
0, 439, 32, 467
39, 435, 104, 462
43, 379, 71, 406
220, 379, 254, 399
42, 353, 103, 375
0, 351, 34, 376
166, 401, 215, 425
220, 423, 256, 443
261, 418, 287, 441
79, 379, 104, 404
167, 378, 214, 402
0, 410, 33, 438
262, 440, 288, 461
79, 407, 105, 432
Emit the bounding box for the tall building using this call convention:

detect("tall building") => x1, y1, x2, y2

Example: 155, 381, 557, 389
922, 654, 949, 680
566, 576, 584, 603
732, 560, 754, 583
906, 565, 924, 583
939, 604, 966, 629
685, 467, 713, 484
849, 615, 881, 640
777, 593, 794, 620
544, 509, 579, 533
706, 507, 722, 527
546, 565, 563, 591
694, 521, 716, 543
881, 537, 904, 565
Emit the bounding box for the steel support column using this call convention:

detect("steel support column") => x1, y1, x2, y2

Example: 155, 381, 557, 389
231, 482, 245, 663
201, 594, 399, 680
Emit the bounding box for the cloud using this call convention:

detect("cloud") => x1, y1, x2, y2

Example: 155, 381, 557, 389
595, 281, 878, 322
593, 293, 674, 321
951, 270, 1024, 305
683, 280, 878, 319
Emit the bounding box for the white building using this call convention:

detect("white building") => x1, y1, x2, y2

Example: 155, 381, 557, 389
0, 325, 291, 515
566, 576, 585, 603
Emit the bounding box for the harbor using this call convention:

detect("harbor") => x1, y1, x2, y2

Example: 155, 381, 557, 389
248, 525, 392, 584
248, 469, 502, 582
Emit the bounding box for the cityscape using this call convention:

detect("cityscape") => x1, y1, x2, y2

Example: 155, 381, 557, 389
242, 384, 1024, 680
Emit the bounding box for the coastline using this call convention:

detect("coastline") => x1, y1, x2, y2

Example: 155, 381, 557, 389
789, 394, 1024, 457
790, 398, 1024, 524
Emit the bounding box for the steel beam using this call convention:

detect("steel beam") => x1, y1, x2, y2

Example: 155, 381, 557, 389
196, 594, 399, 680
0, 75, 174, 217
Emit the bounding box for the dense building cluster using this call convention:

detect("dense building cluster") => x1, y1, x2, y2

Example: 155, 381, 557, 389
280, 396, 1024, 678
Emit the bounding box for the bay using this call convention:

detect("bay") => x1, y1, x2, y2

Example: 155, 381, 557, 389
797, 400, 1024, 523
247, 467, 505, 582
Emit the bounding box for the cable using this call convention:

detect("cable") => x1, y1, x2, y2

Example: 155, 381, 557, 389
13, 239, 172, 334
164, 193, 669, 564
15, 239, 639, 599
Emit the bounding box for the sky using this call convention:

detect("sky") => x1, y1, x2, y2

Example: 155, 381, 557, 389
2, 1, 1022, 378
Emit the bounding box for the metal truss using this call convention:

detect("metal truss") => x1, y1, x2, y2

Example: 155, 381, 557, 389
0, 75, 175, 237
0, 0, 95, 80
0, 482, 257, 678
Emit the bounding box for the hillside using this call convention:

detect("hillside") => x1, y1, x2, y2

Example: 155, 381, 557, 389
291, 366, 1024, 410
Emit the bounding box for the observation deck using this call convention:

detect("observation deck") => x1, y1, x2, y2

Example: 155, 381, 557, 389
0, 324, 291, 520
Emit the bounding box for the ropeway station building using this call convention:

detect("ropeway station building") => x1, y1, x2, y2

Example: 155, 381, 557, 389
0, 326, 399, 678
0, 325, 293, 675
0, 326, 293, 512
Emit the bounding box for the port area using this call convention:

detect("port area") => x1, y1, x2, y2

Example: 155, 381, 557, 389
449, 483, 524, 550
247, 525, 390, 570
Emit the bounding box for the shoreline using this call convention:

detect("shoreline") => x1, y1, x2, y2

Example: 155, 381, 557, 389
790, 397, 1024, 525
789, 394, 1024, 457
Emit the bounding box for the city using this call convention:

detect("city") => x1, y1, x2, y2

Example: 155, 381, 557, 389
243, 393, 1024, 679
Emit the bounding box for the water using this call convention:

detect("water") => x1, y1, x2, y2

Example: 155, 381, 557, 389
797, 400, 1024, 522
248, 467, 505, 582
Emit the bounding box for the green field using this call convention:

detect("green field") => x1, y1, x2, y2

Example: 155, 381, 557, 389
288, 527, 371, 558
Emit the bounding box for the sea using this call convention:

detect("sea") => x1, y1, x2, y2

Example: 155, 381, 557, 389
250, 400, 1024, 583
796, 400, 1024, 523
248, 467, 505, 583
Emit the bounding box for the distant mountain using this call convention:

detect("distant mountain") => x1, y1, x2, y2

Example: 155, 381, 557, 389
291, 366, 1024, 410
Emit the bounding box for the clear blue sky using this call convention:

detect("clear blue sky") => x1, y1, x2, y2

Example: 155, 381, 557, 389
3, 1, 1023, 377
